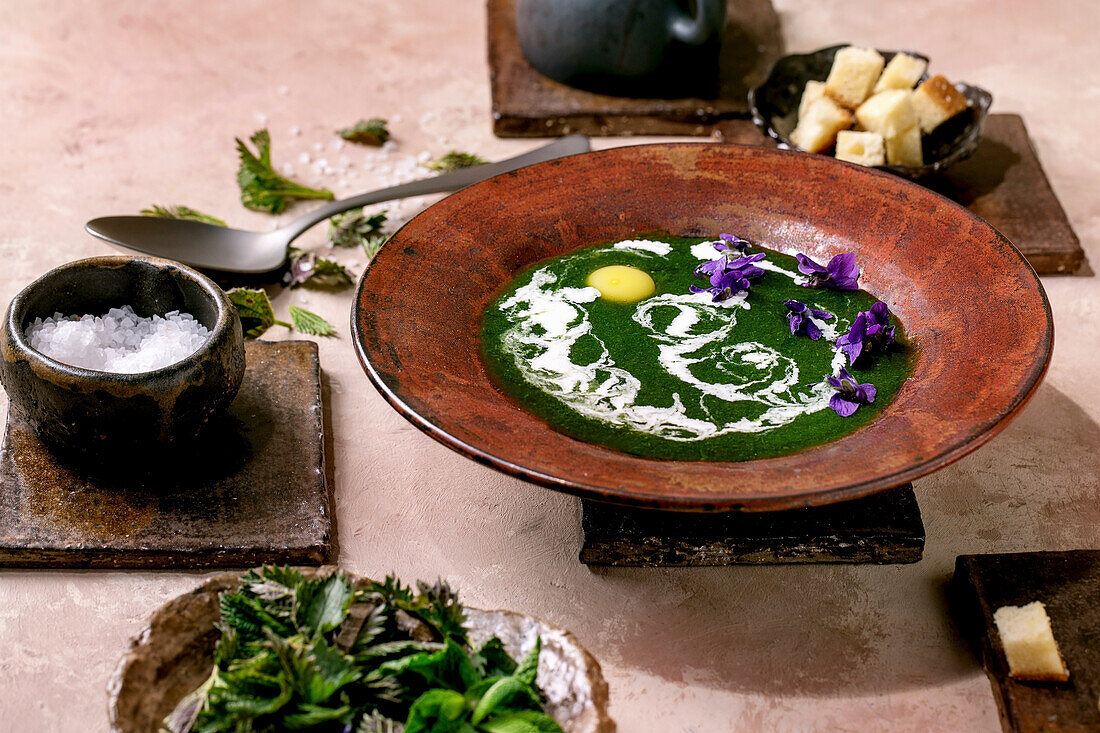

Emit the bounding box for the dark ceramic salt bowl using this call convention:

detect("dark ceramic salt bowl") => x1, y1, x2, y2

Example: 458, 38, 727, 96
0, 256, 245, 456
748, 44, 993, 179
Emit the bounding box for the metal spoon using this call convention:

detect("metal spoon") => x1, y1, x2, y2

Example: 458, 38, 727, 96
85, 135, 591, 273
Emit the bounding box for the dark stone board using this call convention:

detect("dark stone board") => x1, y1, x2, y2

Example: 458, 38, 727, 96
580, 484, 923, 566
488, 0, 783, 137
951, 551, 1100, 732
0, 340, 332, 568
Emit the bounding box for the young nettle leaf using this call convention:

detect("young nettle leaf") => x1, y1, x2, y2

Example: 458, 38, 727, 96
338, 118, 391, 146
362, 234, 389, 263
413, 579, 469, 646
329, 207, 387, 248
227, 288, 290, 340
267, 633, 361, 706
288, 305, 337, 337
243, 566, 306, 600
470, 678, 533, 725
514, 638, 541, 687
424, 150, 488, 172
220, 590, 294, 642
478, 710, 564, 733
205, 667, 293, 719
281, 702, 353, 729
404, 689, 469, 733
140, 204, 227, 227
295, 573, 355, 636
473, 637, 517, 679
237, 128, 334, 213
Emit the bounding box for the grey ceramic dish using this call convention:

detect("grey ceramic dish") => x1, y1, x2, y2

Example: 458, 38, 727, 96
748, 44, 993, 179
0, 255, 245, 457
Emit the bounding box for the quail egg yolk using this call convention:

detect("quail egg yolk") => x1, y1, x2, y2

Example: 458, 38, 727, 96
586, 265, 656, 303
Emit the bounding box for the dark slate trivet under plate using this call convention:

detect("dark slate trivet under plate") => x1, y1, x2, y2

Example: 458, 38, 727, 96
580, 484, 923, 566
0, 340, 331, 568
952, 551, 1100, 732
488, 0, 782, 137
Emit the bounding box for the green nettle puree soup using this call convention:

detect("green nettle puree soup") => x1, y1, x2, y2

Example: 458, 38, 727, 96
480, 235, 913, 461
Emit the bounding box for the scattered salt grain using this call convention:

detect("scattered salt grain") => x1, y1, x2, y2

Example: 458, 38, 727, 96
276, 85, 290, 96
298, 152, 311, 165
254, 111, 268, 125
313, 142, 324, 152
26, 306, 210, 374
330, 139, 345, 151
381, 140, 398, 153
289, 125, 301, 137
280, 162, 294, 177
417, 151, 431, 163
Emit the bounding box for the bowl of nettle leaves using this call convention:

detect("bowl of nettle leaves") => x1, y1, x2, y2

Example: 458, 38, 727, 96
108, 566, 613, 733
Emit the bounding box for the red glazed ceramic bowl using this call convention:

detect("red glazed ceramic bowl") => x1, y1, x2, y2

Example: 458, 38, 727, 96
353, 143, 1052, 512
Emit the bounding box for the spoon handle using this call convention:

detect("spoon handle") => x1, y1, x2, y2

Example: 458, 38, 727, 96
278, 135, 591, 243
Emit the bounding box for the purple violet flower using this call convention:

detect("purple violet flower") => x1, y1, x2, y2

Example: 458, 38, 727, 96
715, 233, 752, 257
691, 252, 766, 302
796, 252, 860, 290
784, 299, 835, 340
835, 301, 896, 364
824, 367, 877, 417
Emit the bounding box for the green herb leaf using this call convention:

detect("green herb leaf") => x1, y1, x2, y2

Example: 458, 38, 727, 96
471, 678, 530, 724
514, 638, 540, 687
404, 689, 469, 733
479, 710, 564, 733
237, 129, 334, 213
296, 573, 355, 636
281, 702, 353, 729
473, 637, 518, 679
288, 305, 337, 337
220, 589, 295, 643
140, 205, 227, 227
227, 287, 290, 339
362, 234, 388, 262
338, 118, 391, 146
329, 207, 387, 248
424, 150, 488, 172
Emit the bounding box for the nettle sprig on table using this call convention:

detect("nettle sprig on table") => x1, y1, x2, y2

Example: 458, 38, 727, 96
140, 124, 491, 342
164, 567, 563, 733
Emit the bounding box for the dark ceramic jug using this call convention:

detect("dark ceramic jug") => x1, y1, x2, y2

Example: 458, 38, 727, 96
516, 0, 727, 98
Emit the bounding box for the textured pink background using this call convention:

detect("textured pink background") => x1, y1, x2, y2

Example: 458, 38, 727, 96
1, 1, 1097, 730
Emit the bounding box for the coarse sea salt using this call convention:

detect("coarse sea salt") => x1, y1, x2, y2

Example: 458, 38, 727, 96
25, 305, 211, 374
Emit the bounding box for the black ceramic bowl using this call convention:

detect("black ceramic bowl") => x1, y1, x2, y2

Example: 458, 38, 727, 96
0, 256, 245, 456
748, 44, 993, 179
